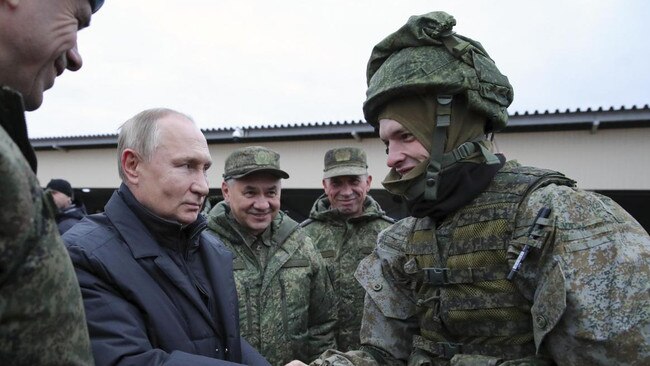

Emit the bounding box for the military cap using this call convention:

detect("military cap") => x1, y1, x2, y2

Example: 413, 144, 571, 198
89, 0, 104, 13
223, 146, 289, 180
323, 147, 368, 179
46, 179, 73, 198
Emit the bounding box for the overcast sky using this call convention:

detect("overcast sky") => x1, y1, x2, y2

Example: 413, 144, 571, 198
26, 0, 650, 138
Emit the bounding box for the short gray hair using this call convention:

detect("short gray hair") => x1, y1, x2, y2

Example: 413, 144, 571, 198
117, 108, 194, 181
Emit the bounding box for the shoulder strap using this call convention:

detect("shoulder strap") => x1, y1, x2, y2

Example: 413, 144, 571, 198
275, 215, 301, 245
381, 215, 396, 224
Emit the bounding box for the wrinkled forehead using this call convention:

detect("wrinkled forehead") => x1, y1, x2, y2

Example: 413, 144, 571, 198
155, 122, 210, 158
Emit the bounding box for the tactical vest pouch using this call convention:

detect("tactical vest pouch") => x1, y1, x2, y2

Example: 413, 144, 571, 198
423, 266, 509, 285
355, 252, 416, 319
530, 262, 566, 353
413, 335, 537, 361
319, 250, 336, 259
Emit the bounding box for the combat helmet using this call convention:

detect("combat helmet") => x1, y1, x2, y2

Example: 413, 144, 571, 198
364, 11, 513, 131
363, 11, 513, 202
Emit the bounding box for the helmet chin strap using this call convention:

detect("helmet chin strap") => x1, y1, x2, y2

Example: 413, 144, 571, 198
423, 95, 453, 201
421, 95, 502, 202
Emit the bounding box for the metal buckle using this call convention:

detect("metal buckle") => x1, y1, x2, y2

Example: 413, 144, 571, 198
423, 267, 449, 285
440, 342, 462, 359
437, 95, 453, 105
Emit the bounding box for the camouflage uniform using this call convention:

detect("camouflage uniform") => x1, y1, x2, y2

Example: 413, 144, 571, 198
302, 146, 394, 351
206, 202, 337, 365
312, 11, 650, 366
0, 86, 93, 365
206, 146, 337, 366
347, 162, 650, 365
302, 195, 393, 351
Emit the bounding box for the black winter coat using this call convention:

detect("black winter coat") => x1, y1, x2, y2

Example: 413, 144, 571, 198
64, 190, 269, 366
56, 203, 86, 234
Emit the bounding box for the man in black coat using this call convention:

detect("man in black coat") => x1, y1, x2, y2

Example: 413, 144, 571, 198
46, 178, 88, 234
64, 108, 269, 366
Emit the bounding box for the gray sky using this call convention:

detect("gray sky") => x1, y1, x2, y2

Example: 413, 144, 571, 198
27, 0, 650, 138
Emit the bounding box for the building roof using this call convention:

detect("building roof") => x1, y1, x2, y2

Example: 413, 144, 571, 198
31, 104, 650, 150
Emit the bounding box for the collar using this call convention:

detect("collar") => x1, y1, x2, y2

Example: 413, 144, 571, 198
407, 154, 506, 220
225, 209, 273, 248
118, 184, 206, 253
310, 195, 383, 223
0, 86, 37, 172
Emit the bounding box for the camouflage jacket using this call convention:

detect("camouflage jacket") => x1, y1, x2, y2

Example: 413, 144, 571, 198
205, 201, 337, 366
313, 161, 650, 366
301, 195, 394, 351
0, 87, 93, 365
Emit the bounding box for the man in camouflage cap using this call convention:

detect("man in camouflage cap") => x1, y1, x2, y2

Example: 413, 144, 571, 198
205, 146, 337, 365
0, 0, 104, 364
301, 147, 394, 351
299, 11, 650, 366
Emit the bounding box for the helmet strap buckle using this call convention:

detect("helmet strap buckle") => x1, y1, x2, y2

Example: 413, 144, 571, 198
423, 95, 453, 202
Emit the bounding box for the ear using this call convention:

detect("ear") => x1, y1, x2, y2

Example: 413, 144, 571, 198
121, 149, 141, 184
365, 175, 373, 192
321, 178, 327, 190
221, 181, 230, 203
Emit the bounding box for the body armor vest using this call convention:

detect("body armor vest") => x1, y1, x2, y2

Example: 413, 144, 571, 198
405, 163, 574, 361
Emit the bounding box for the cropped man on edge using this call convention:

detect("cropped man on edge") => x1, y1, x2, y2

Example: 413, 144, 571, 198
0, 0, 105, 364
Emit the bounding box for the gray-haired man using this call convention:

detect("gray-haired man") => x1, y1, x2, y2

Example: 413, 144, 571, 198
64, 109, 269, 365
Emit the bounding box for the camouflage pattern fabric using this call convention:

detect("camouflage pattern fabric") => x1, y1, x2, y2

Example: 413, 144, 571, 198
363, 11, 513, 133
223, 145, 289, 180
0, 87, 93, 365
206, 201, 337, 366
322, 147, 368, 179
312, 161, 650, 365
301, 195, 394, 351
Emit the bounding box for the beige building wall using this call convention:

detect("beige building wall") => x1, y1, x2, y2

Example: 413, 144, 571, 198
35, 127, 650, 191
494, 128, 650, 190
37, 147, 121, 188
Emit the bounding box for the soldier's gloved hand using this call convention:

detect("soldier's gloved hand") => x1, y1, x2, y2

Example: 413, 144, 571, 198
285, 360, 308, 366
450, 354, 501, 366
309, 350, 377, 366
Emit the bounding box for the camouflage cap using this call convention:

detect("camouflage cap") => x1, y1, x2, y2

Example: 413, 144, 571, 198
223, 146, 289, 180
323, 147, 368, 179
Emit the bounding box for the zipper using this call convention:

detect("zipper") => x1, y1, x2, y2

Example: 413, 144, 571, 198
244, 283, 253, 336
279, 275, 289, 339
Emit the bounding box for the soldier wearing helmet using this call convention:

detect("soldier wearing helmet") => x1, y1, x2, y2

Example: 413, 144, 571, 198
293, 11, 650, 366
